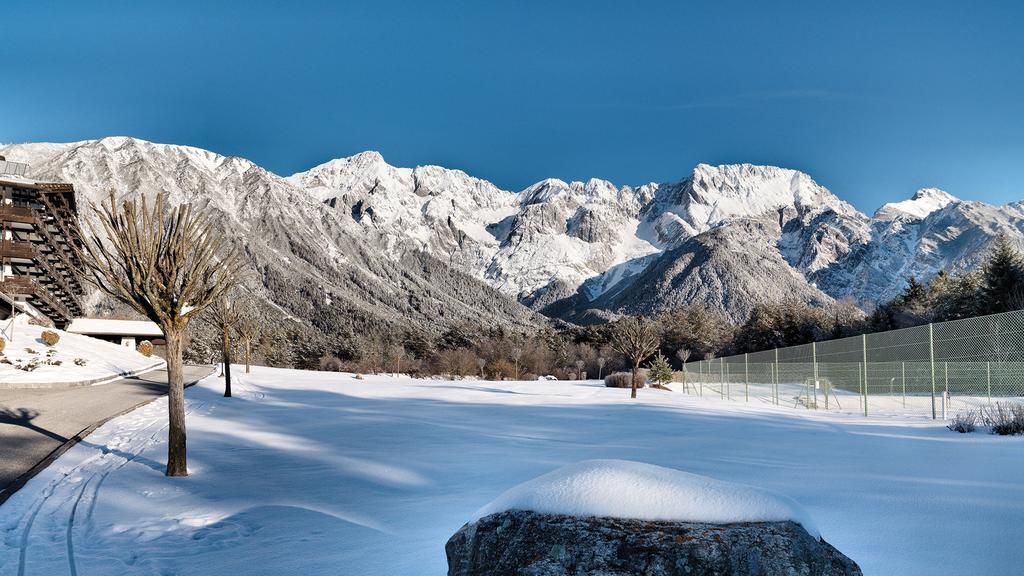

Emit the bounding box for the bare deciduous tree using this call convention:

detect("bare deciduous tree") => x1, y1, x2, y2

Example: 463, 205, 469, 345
597, 355, 607, 380
234, 297, 264, 374
510, 347, 522, 380
476, 357, 486, 379
610, 316, 660, 399
574, 358, 585, 380
78, 191, 243, 477
389, 344, 406, 375
676, 348, 691, 392
206, 295, 238, 397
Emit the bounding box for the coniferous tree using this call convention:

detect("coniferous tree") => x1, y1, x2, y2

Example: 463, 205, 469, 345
935, 271, 984, 321
647, 352, 673, 388
981, 235, 1024, 314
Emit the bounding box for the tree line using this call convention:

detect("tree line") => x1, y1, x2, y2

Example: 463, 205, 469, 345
292, 234, 1024, 377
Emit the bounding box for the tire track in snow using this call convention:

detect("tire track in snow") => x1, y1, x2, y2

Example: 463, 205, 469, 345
65, 477, 92, 576
16, 436, 136, 576
18, 398, 213, 576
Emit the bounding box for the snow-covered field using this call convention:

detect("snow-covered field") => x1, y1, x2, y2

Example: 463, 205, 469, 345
2, 367, 1022, 575
0, 318, 164, 386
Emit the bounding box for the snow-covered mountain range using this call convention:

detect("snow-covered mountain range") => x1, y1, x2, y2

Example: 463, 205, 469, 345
3, 137, 1022, 330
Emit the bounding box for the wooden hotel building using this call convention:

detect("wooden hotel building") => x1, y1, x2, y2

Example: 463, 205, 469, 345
0, 157, 85, 328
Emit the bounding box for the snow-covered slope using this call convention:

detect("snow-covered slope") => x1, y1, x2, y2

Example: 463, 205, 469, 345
0, 316, 163, 385
4, 136, 1023, 324
873, 188, 958, 222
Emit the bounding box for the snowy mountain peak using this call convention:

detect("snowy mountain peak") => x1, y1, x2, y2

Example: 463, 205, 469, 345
688, 163, 844, 207
874, 187, 958, 222
518, 177, 626, 206
668, 163, 860, 236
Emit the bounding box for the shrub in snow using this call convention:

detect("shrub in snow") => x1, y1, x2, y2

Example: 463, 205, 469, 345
604, 372, 631, 388
0, 336, 5, 354
489, 358, 515, 380
980, 402, 1024, 436
41, 330, 60, 347
319, 354, 344, 372
604, 370, 646, 389
354, 373, 364, 380
74, 357, 88, 366
137, 340, 154, 357
947, 411, 977, 433
43, 349, 62, 366
16, 358, 41, 371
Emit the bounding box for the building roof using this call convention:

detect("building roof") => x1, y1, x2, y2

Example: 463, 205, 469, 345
66, 318, 164, 337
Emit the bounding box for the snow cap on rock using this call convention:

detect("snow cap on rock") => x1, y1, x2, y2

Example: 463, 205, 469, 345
472, 459, 819, 538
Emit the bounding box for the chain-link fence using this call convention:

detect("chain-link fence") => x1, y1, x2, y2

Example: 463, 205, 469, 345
679, 309, 1024, 419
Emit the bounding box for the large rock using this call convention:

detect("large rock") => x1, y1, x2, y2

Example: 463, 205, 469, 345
446, 510, 862, 576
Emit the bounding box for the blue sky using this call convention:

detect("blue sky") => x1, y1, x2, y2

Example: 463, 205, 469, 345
2, 1, 1021, 212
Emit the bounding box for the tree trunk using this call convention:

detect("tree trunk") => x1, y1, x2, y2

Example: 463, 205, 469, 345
631, 362, 639, 399
165, 329, 188, 477
222, 328, 232, 398
245, 340, 251, 373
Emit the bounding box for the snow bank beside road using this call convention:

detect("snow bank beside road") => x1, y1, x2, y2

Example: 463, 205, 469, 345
473, 459, 819, 537
0, 317, 163, 385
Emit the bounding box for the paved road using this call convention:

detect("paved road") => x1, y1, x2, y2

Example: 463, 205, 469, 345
0, 365, 213, 502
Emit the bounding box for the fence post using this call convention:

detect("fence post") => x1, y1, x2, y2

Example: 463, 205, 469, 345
857, 362, 863, 412
862, 334, 869, 417
745, 350, 753, 399
901, 361, 906, 408
987, 361, 992, 404
719, 358, 724, 400
774, 348, 780, 405
812, 342, 819, 410
699, 361, 704, 397
928, 324, 937, 420
943, 362, 949, 420
725, 361, 731, 400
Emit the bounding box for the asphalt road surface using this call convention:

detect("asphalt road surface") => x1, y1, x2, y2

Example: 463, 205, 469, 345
0, 365, 213, 502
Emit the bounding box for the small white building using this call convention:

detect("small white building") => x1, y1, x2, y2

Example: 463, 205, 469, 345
66, 318, 166, 356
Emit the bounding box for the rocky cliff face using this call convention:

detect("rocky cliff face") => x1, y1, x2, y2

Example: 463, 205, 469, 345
4, 136, 1022, 328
